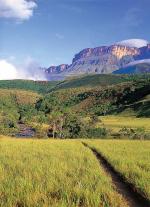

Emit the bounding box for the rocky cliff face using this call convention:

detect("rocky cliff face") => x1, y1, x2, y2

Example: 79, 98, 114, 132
46, 39, 150, 79
46, 64, 69, 74
67, 45, 140, 74
72, 45, 139, 62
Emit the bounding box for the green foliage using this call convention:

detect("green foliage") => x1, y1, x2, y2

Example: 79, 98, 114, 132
0, 74, 149, 138
55, 74, 130, 89
34, 124, 48, 138
87, 128, 108, 138
62, 113, 87, 138
119, 127, 150, 140
0, 80, 59, 94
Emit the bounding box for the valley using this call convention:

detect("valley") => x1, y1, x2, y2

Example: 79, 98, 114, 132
0, 74, 149, 139
0, 74, 149, 207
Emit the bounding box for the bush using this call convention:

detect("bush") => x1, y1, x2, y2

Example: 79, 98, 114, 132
86, 128, 108, 138
118, 127, 149, 140
34, 124, 48, 138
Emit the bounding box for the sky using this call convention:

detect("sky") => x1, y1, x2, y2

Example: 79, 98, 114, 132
0, 0, 150, 69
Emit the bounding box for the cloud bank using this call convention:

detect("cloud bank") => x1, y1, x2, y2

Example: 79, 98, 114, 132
0, 0, 37, 21
117, 39, 149, 48
0, 59, 47, 80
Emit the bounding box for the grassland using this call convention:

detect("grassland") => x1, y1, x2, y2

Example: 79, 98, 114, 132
99, 115, 150, 133
84, 140, 150, 200
0, 89, 41, 105
0, 137, 128, 207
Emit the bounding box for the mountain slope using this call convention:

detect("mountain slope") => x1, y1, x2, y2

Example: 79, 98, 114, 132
37, 76, 150, 118
45, 39, 150, 80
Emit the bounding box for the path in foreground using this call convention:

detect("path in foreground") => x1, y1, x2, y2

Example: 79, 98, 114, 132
83, 142, 150, 207
0, 138, 128, 207
84, 140, 150, 206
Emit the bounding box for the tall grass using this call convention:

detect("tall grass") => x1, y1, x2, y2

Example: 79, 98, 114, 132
85, 140, 150, 200
0, 137, 127, 207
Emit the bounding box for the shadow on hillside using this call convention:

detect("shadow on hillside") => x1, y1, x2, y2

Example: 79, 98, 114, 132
133, 101, 150, 117
113, 101, 150, 118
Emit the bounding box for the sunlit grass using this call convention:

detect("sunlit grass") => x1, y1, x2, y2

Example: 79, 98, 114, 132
85, 139, 150, 200
0, 137, 127, 207
0, 89, 41, 105
99, 115, 150, 132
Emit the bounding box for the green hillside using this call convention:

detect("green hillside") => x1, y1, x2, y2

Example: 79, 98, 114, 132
38, 78, 150, 117
54, 74, 129, 90
0, 74, 149, 94
0, 80, 59, 94
52, 73, 150, 91
0, 74, 149, 138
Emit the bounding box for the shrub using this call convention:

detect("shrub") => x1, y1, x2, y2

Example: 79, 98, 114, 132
118, 127, 149, 140
86, 128, 108, 138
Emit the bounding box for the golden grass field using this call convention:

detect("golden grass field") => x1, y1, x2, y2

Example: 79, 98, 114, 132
85, 140, 150, 200
99, 115, 150, 133
0, 137, 128, 207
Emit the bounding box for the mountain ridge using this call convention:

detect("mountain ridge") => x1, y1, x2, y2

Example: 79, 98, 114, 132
45, 39, 150, 80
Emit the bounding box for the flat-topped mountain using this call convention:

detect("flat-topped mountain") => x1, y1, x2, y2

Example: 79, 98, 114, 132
45, 39, 150, 80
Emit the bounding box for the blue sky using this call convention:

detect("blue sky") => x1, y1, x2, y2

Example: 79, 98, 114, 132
0, 0, 150, 67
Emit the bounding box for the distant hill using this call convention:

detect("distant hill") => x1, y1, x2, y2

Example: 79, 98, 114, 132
37, 74, 150, 118
54, 74, 130, 90
0, 80, 59, 94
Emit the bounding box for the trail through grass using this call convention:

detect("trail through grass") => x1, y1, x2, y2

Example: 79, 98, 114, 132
85, 140, 150, 200
0, 137, 127, 207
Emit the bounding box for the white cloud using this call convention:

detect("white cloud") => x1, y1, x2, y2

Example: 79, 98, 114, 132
0, 58, 47, 80
20, 57, 47, 80
0, 59, 18, 80
116, 39, 149, 48
0, 0, 37, 21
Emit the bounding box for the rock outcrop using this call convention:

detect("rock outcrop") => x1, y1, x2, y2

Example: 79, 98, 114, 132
46, 64, 69, 74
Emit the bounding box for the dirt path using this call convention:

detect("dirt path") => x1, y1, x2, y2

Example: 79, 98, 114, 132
82, 142, 150, 207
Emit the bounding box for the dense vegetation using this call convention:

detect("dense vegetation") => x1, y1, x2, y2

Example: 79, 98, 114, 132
0, 89, 40, 136
0, 74, 149, 138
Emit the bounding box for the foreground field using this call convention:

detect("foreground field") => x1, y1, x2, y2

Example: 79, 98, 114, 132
85, 140, 150, 200
0, 138, 127, 207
